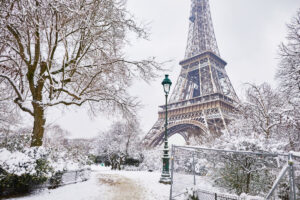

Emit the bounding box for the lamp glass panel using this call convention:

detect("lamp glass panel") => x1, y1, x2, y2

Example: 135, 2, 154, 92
164, 83, 171, 93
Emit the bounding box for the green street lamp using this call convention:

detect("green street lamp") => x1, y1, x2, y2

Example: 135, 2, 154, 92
159, 74, 172, 184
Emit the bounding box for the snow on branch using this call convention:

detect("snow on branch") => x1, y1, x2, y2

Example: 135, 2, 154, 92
0, 74, 23, 100
0, 74, 34, 116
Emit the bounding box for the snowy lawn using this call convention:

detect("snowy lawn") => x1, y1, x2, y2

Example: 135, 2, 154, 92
7, 165, 170, 200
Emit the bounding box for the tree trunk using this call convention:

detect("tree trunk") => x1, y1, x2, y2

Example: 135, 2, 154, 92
30, 103, 46, 147
246, 172, 251, 193
245, 158, 251, 194
29, 62, 47, 147
118, 157, 122, 170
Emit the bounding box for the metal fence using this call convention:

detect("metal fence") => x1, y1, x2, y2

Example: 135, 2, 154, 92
35, 168, 91, 189
1, 169, 91, 197
59, 169, 91, 186
169, 145, 299, 200
193, 188, 240, 200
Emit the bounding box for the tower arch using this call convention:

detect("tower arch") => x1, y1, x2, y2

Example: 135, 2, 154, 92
149, 120, 209, 147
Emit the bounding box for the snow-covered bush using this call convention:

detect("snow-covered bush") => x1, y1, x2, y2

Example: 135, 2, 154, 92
0, 147, 52, 196
0, 145, 91, 196
44, 125, 92, 172
138, 149, 162, 171
209, 135, 278, 196
44, 144, 91, 188
47, 145, 90, 172
124, 156, 142, 167
48, 171, 64, 189
184, 187, 199, 200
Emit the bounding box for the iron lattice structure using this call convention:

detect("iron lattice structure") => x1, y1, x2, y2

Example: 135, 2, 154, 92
185, 0, 220, 58
144, 0, 238, 147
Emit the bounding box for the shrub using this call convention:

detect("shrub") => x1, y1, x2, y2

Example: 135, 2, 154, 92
0, 168, 47, 195
124, 157, 141, 167
49, 171, 64, 189
0, 148, 52, 196
184, 187, 199, 200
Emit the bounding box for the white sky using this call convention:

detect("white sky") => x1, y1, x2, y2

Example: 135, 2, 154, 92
46, 0, 299, 139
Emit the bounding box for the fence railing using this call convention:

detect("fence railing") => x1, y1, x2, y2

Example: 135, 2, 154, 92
35, 168, 91, 189
59, 169, 91, 186
169, 145, 299, 200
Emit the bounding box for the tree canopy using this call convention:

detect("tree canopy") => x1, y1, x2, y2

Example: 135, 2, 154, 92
0, 0, 162, 146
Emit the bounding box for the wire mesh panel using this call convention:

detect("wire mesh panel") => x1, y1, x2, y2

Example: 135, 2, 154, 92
266, 154, 300, 200
293, 155, 300, 199
170, 145, 297, 200
171, 147, 195, 199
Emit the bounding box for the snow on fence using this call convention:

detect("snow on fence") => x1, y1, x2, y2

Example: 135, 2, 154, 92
34, 168, 91, 189
59, 168, 91, 186
189, 187, 241, 200
169, 145, 299, 200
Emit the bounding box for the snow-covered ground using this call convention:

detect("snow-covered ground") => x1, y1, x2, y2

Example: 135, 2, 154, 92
7, 165, 170, 200
4, 165, 270, 200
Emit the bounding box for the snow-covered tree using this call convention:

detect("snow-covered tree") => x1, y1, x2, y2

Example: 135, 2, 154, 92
224, 82, 299, 151
97, 120, 141, 170
276, 9, 300, 98
43, 124, 70, 148
0, 127, 31, 152
207, 83, 296, 195
138, 148, 162, 171
277, 94, 300, 151
43, 125, 93, 169
211, 136, 278, 196
0, 80, 20, 135
0, 0, 162, 147
276, 9, 300, 151
235, 83, 285, 139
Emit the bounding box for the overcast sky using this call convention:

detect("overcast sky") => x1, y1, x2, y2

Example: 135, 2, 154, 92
47, 0, 299, 139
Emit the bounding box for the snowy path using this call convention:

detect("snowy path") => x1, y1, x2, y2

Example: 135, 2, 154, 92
8, 166, 170, 200
97, 173, 145, 199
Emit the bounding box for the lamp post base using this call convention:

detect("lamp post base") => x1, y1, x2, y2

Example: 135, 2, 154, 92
159, 172, 171, 184
159, 143, 171, 184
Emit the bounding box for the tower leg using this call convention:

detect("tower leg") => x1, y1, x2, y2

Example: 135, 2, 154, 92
219, 107, 229, 136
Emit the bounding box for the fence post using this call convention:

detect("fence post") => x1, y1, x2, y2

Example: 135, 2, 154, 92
215, 193, 217, 200
193, 152, 196, 186
169, 145, 175, 200
291, 158, 296, 200
288, 153, 296, 200
75, 171, 78, 183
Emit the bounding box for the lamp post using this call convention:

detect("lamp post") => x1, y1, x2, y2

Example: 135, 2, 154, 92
159, 74, 172, 184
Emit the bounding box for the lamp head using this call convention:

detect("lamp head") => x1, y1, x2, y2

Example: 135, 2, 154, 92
162, 74, 172, 94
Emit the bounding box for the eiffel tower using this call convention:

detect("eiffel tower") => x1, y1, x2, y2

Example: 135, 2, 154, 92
144, 0, 238, 147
